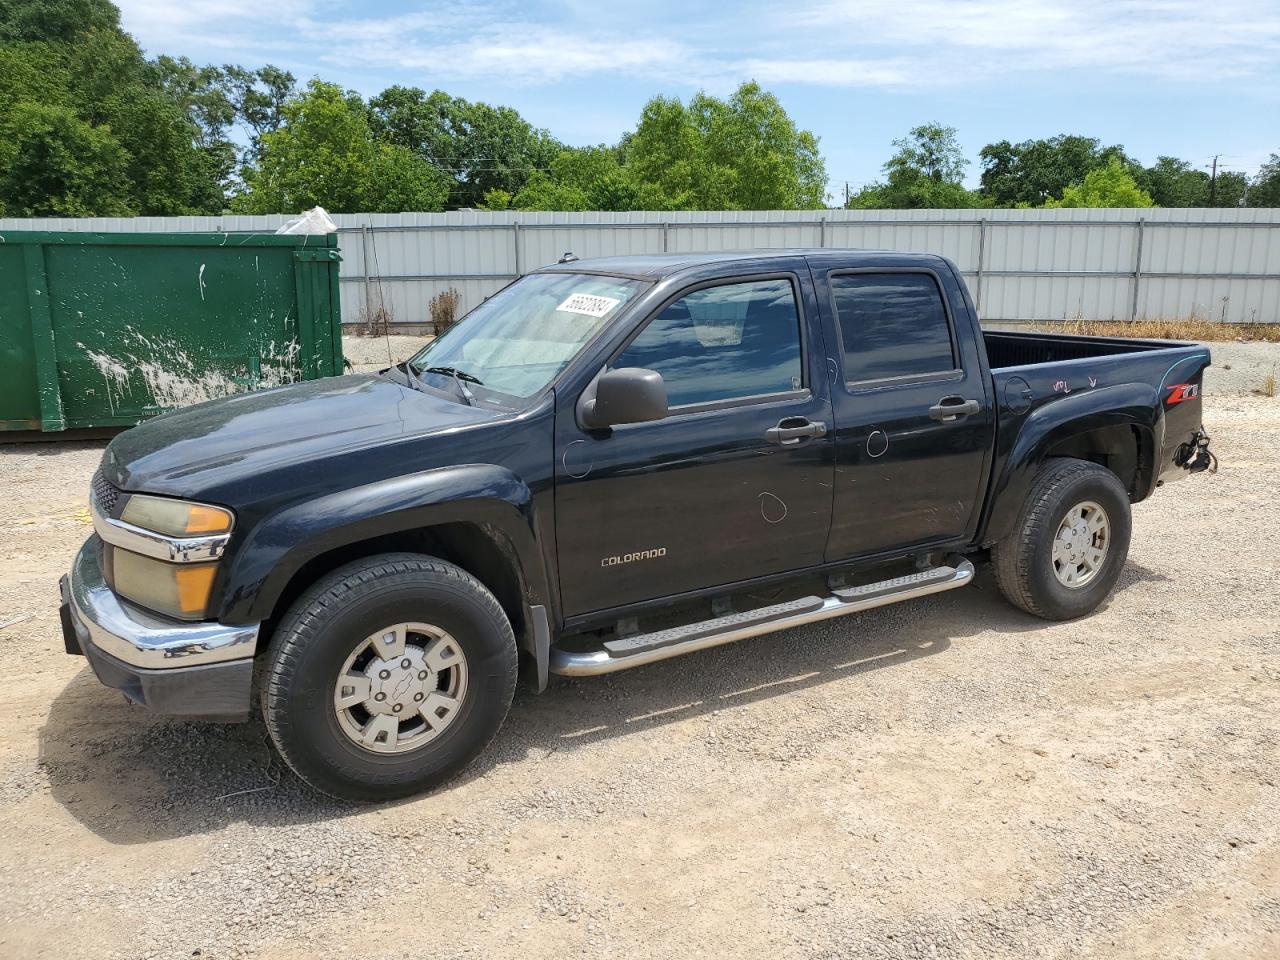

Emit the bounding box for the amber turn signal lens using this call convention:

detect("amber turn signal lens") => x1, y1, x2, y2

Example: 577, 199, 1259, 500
120, 494, 233, 538
174, 564, 218, 616
184, 505, 233, 534
112, 550, 219, 621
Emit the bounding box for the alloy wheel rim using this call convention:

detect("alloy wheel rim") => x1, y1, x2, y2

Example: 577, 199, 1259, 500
332, 622, 468, 754
1051, 500, 1110, 589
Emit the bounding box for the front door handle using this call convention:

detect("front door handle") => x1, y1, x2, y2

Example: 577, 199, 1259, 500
928, 396, 981, 422
766, 417, 827, 444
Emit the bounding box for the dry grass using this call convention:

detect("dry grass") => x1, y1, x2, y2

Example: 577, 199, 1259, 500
355, 304, 393, 337
1037, 317, 1280, 342
429, 288, 462, 336
1263, 370, 1277, 398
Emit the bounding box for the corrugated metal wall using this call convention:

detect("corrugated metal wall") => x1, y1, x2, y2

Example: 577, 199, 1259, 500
3, 209, 1277, 325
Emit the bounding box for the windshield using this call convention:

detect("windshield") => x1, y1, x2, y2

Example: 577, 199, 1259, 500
407, 272, 644, 402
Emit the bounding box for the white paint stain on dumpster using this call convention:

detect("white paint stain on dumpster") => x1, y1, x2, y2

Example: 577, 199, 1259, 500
77, 330, 305, 417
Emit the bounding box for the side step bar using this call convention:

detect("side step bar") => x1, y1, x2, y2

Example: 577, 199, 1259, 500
549, 559, 975, 677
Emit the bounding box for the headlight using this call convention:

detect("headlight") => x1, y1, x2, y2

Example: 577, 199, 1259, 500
95, 493, 235, 621
112, 550, 219, 620
120, 494, 233, 537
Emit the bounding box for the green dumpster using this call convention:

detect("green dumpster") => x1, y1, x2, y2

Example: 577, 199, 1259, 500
0, 231, 343, 432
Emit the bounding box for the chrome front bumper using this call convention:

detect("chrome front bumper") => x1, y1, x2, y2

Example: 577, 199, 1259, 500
67, 537, 258, 669
61, 537, 260, 721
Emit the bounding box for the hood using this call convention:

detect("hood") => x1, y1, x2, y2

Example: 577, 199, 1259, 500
102, 374, 503, 496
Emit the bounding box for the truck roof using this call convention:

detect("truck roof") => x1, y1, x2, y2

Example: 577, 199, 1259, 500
536, 248, 945, 281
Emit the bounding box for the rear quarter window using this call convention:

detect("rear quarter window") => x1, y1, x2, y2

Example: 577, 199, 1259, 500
832, 273, 956, 383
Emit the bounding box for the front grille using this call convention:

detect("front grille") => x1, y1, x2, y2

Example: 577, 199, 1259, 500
91, 470, 121, 514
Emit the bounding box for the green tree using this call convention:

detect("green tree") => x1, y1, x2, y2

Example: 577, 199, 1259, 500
217, 64, 295, 164
512, 145, 672, 211
1044, 157, 1154, 208
0, 0, 118, 42
0, 102, 130, 215
233, 80, 449, 214
1144, 156, 1209, 206
979, 135, 1133, 206
0, 0, 233, 215
477, 188, 512, 210
152, 55, 238, 196
1248, 154, 1280, 207
848, 123, 985, 209
627, 82, 826, 210
369, 87, 561, 208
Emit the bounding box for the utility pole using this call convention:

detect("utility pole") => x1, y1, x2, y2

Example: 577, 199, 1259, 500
844, 181, 850, 207
1208, 155, 1220, 206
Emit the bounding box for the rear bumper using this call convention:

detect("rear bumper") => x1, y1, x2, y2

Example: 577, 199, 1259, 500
60, 538, 259, 721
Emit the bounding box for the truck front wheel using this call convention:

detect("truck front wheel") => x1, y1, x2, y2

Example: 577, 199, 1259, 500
260, 553, 518, 801
992, 458, 1132, 621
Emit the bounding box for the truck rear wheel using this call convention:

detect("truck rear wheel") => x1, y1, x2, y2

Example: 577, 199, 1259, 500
260, 553, 517, 802
992, 458, 1131, 621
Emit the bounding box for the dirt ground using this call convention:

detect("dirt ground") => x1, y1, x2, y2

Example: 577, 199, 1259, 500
1, 390, 1277, 959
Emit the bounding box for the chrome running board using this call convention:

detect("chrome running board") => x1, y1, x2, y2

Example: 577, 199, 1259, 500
548, 559, 975, 677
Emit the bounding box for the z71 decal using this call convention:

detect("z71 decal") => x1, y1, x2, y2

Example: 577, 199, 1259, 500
1166, 383, 1200, 405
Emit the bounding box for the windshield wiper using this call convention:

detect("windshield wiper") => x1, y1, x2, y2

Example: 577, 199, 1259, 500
421, 365, 481, 406
423, 366, 484, 386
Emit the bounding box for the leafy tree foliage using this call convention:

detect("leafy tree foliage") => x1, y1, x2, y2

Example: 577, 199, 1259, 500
232, 81, 450, 214
0, 102, 129, 215
0, 1, 225, 215
1044, 158, 1155, 208
624, 83, 826, 210
847, 124, 985, 209
0, 0, 118, 42
512, 145, 671, 211
978, 134, 1135, 206
1249, 154, 1280, 207
218, 64, 296, 163
370, 87, 561, 208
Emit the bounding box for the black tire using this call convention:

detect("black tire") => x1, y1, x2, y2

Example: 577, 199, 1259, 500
260, 553, 517, 802
992, 458, 1132, 621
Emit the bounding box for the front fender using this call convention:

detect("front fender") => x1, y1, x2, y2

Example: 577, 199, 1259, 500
981, 382, 1162, 546
216, 464, 548, 624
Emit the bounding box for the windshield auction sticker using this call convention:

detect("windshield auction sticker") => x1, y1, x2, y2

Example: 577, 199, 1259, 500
556, 293, 620, 318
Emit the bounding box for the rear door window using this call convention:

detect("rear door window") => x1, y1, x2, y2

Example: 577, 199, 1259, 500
831, 273, 956, 383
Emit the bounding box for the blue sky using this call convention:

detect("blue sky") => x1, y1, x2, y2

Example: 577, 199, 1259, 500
115, 0, 1280, 202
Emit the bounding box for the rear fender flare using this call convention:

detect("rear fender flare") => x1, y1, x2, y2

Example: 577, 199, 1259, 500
982, 383, 1162, 546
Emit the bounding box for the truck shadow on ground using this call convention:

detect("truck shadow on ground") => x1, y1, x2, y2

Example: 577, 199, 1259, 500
37, 562, 1168, 844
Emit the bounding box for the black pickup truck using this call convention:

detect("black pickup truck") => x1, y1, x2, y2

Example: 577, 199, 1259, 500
60, 249, 1215, 800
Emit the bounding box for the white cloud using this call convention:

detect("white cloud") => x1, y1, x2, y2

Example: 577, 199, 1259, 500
793, 0, 1280, 80
113, 0, 1280, 89
315, 22, 691, 83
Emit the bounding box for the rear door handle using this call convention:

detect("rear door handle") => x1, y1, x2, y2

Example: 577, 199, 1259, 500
928, 396, 981, 422
766, 418, 827, 444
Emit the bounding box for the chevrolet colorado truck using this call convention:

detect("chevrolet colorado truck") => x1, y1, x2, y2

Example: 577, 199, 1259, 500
60, 249, 1216, 801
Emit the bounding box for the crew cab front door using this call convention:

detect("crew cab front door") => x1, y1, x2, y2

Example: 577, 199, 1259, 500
554, 265, 835, 619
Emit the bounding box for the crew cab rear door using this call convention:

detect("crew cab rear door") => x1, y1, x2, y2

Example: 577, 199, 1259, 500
809, 256, 994, 562
553, 260, 835, 619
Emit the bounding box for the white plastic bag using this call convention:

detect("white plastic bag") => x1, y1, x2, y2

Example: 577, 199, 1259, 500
275, 206, 337, 235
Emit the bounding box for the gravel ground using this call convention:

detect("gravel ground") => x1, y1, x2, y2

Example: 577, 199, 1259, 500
1, 390, 1277, 957
343, 335, 432, 374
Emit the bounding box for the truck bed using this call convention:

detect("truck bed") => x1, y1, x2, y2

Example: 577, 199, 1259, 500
982, 329, 1211, 502
983, 329, 1179, 369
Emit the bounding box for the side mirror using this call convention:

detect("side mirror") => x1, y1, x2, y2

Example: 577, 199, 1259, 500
580, 367, 667, 429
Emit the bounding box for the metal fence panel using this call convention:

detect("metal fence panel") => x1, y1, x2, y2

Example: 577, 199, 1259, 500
2, 209, 1277, 325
